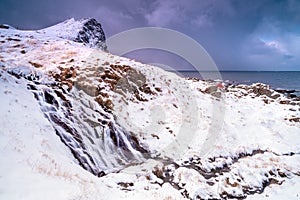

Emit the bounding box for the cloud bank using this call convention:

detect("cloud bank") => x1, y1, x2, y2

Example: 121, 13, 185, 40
0, 0, 299, 71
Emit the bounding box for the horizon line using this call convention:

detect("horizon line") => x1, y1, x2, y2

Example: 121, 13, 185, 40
166, 70, 300, 72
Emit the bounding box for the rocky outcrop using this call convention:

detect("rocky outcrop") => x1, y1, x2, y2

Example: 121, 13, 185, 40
0, 24, 15, 29
276, 89, 300, 99
74, 18, 107, 51
226, 83, 280, 99
224, 83, 300, 106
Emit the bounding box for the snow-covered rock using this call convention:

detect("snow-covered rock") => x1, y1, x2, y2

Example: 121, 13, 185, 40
0, 24, 16, 30
39, 18, 107, 50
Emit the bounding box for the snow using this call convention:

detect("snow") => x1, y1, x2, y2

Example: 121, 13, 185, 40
38, 18, 84, 40
0, 71, 177, 200
247, 176, 300, 199
0, 72, 88, 200
0, 20, 300, 199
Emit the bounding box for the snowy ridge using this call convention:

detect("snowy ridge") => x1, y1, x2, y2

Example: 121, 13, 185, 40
0, 21, 300, 199
0, 18, 107, 50
39, 18, 107, 50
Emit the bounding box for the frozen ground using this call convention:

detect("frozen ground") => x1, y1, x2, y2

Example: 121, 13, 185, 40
0, 19, 299, 199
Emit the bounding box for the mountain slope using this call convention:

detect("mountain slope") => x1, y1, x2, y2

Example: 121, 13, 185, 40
0, 19, 299, 199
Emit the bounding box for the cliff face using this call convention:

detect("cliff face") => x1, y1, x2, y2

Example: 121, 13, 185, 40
0, 19, 300, 200
74, 18, 107, 50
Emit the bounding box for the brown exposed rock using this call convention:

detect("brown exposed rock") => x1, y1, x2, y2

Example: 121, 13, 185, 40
95, 96, 113, 110
140, 84, 155, 95
50, 66, 78, 90
289, 117, 300, 122
204, 85, 218, 94
29, 61, 43, 68
225, 177, 239, 187
117, 182, 134, 189
151, 134, 159, 139
204, 85, 222, 98
227, 83, 287, 104
155, 87, 162, 92
7, 37, 21, 42
153, 166, 164, 179
99, 91, 109, 98
263, 99, 269, 104
279, 100, 290, 104
276, 89, 296, 94
251, 85, 272, 97
270, 94, 280, 99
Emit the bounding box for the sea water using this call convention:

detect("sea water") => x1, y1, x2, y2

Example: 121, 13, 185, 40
177, 71, 300, 96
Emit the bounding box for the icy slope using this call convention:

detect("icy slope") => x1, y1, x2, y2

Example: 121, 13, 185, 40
0, 20, 300, 199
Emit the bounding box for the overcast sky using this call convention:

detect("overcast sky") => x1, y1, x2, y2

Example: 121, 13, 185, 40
1, 0, 300, 71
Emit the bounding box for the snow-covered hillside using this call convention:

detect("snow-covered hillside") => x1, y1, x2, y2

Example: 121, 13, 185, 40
0, 19, 299, 199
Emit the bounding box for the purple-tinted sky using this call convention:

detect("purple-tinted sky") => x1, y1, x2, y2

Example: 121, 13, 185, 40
1, 0, 300, 71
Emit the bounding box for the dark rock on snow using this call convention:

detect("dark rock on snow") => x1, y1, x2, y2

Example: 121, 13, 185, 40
74, 18, 107, 51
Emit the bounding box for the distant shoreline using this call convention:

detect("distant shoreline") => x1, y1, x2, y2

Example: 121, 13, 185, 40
175, 71, 300, 96
167, 70, 300, 72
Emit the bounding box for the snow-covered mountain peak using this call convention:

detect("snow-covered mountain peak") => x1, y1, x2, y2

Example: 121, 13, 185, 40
39, 18, 107, 50
0, 18, 107, 50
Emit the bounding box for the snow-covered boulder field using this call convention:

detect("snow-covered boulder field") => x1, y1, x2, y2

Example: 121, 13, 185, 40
0, 19, 299, 200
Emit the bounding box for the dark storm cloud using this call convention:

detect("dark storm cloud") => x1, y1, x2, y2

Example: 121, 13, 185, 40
0, 0, 299, 71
